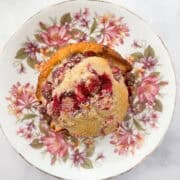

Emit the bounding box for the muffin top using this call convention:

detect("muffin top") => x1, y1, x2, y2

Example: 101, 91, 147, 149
36, 42, 130, 137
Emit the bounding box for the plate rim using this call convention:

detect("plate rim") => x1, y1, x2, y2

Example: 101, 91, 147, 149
0, 0, 177, 179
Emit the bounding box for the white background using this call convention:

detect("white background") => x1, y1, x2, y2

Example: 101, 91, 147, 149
0, 0, 179, 179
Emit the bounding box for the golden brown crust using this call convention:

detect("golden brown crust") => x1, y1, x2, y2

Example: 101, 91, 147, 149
36, 42, 132, 101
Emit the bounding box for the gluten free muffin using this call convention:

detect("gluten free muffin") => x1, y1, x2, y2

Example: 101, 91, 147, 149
36, 42, 131, 137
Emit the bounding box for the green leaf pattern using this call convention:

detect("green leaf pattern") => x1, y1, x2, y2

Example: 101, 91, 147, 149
14, 9, 129, 70
9, 8, 168, 168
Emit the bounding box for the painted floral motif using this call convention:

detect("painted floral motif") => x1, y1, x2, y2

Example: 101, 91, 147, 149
41, 132, 68, 158
40, 25, 71, 47
17, 121, 36, 140
24, 41, 40, 59
71, 149, 86, 167
6, 82, 38, 118
97, 15, 129, 45
110, 44, 168, 155
111, 121, 143, 155
14, 8, 129, 71
137, 76, 159, 105
6, 9, 168, 168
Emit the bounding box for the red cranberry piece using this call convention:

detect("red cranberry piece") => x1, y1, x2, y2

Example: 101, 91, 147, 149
52, 95, 61, 116
83, 51, 97, 57
52, 92, 80, 116
69, 54, 82, 64
65, 54, 82, 69
52, 66, 64, 79
75, 82, 89, 102
61, 96, 78, 112
41, 81, 53, 101
99, 74, 112, 93
86, 77, 101, 93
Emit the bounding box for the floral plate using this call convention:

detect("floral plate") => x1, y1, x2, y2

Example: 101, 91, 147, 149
0, 0, 176, 180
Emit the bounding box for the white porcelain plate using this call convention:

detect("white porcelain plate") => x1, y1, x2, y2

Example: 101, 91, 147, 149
0, 0, 176, 180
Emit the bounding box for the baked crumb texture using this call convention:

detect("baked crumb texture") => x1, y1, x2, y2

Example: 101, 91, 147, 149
36, 42, 131, 137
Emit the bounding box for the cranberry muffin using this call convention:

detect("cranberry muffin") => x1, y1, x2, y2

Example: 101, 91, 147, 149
36, 42, 131, 137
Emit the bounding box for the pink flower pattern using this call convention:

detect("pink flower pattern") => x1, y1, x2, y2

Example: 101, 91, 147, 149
71, 149, 85, 166
73, 8, 90, 28
17, 121, 36, 140
137, 76, 159, 105
7, 8, 168, 167
24, 41, 40, 59
41, 132, 68, 157
6, 82, 37, 118
98, 15, 129, 46
15, 8, 130, 71
141, 56, 157, 70
41, 25, 71, 47
141, 112, 158, 128
111, 122, 143, 155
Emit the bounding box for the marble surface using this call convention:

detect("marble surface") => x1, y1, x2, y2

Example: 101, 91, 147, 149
0, 0, 179, 179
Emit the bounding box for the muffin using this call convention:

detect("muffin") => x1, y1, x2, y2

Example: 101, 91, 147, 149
36, 42, 131, 137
